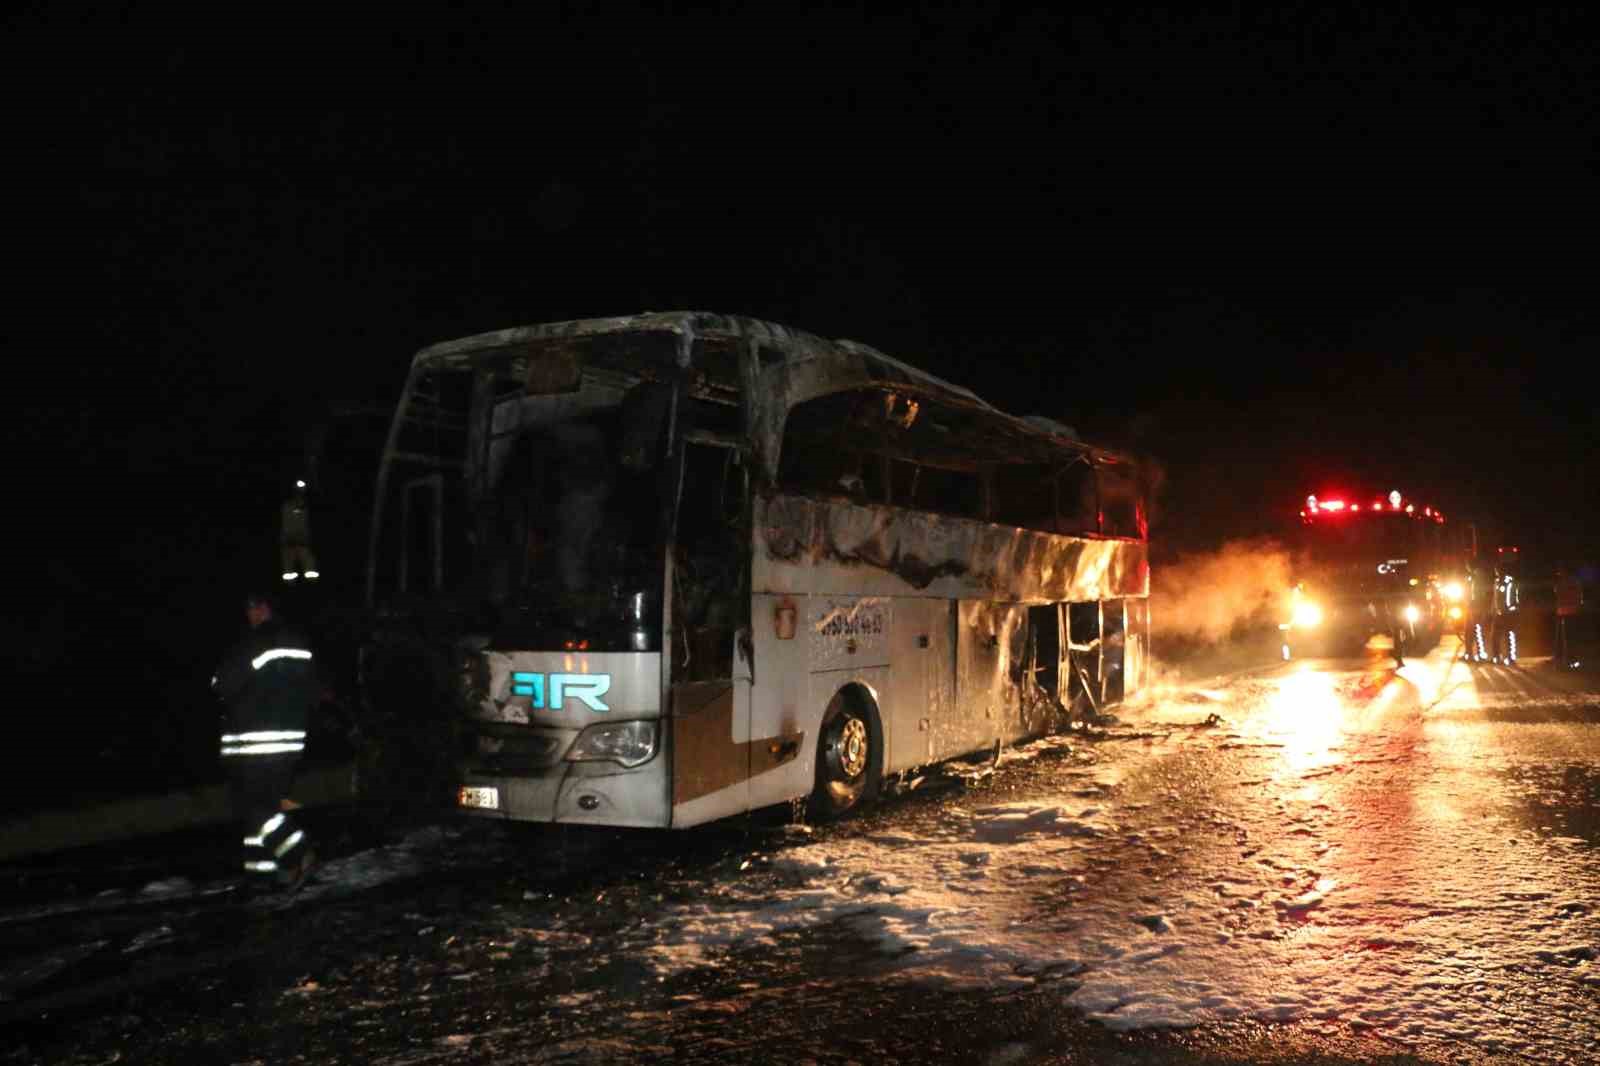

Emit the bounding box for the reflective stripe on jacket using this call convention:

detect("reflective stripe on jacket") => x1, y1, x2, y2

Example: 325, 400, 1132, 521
214, 619, 318, 744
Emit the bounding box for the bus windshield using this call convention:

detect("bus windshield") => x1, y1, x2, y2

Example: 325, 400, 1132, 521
474, 403, 667, 651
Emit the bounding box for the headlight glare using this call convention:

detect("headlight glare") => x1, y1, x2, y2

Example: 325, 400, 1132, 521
1291, 600, 1324, 629
566, 720, 658, 768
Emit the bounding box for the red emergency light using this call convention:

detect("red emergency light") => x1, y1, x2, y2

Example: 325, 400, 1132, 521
1303, 489, 1446, 524
1305, 495, 1354, 515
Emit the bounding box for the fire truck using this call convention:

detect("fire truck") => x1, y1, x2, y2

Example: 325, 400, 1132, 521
1279, 490, 1476, 663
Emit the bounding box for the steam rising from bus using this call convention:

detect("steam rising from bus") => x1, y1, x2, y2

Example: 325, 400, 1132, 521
1151, 538, 1293, 645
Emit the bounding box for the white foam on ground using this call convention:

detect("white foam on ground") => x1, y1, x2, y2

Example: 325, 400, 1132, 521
14, 648, 1593, 1062
636, 650, 1600, 1063
282, 824, 451, 903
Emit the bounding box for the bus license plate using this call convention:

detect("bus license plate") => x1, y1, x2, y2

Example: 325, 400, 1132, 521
458, 785, 500, 810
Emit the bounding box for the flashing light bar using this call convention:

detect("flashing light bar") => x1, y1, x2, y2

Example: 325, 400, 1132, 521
1303, 489, 1445, 522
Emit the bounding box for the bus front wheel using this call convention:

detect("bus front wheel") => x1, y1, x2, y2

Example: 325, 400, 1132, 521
811, 689, 882, 820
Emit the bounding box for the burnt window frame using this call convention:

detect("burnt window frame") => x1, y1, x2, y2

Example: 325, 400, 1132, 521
774, 386, 1146, 539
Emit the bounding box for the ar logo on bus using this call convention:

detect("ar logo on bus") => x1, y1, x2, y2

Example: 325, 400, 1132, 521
510, 672, 612, 713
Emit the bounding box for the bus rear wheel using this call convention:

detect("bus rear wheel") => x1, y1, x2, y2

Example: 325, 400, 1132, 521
811, 689, 881, 820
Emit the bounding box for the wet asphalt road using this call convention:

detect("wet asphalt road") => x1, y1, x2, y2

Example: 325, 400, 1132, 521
3, 637, 1598, 1065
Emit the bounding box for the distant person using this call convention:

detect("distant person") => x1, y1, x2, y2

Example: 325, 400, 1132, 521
212, 592, 318, 891
1487, 561, 1520, 666
281, 479, 320, 583
1555, 566, 1584, 669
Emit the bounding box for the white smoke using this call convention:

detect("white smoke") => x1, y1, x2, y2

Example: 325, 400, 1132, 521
1151, 537, 1293, 645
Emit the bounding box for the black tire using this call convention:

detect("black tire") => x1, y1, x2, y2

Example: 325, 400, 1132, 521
810, 688, 882, 820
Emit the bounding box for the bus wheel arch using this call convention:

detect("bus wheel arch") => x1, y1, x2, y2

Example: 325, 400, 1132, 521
810, 683, 883, 820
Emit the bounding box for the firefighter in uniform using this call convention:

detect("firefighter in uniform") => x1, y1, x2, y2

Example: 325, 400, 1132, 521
212, 592, 318, 890
281, 479, 319, 583
1487, 560, 1520, 666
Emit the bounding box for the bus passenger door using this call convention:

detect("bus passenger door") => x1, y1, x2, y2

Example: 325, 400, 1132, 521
667, 442, 753, 824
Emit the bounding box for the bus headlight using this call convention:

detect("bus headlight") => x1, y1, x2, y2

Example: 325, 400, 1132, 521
1403, 604, 1420, 625
1441, 581, 1465, 602
566, 721, 658, 768
1447, 605, 1463, 621
1291, 600, 1324, 629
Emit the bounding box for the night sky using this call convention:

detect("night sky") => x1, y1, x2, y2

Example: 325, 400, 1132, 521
9, 7, 1598, 728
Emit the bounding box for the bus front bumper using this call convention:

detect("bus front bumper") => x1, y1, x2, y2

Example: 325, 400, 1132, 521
456, 759, 670, 828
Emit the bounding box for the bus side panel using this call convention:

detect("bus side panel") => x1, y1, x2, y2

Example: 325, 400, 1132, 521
946, 601, 1026, 761
755, 494, 1148, 604
1124, 598, 1150, 697
742, 592, 897, 811
884, 597, 954, 773
745, 592, 816, 811
993, 603, 1032, 746
809, 596, 891, 672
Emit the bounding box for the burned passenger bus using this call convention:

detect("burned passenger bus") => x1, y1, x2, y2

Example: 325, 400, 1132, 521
365, 312, 1150, 828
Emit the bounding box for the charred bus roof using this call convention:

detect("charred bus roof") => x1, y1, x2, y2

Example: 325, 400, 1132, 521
410, 310, 969, 398
404, 310, 1136, 480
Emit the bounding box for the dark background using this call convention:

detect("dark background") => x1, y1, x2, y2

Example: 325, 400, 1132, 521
7, 6, 1597, 795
